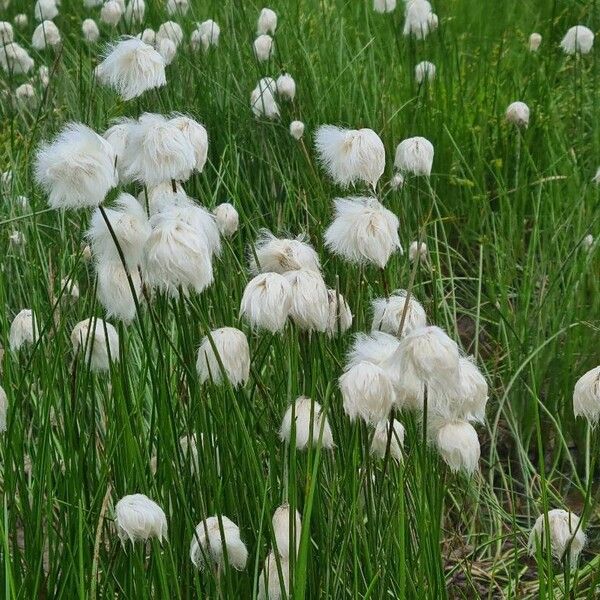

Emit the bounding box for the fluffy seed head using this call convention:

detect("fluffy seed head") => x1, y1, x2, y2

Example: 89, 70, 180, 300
283, 269, 329, 332
254, 34, 274, 61
528, 509, 586, 564
409, 240, 428, 262
250, 230, 320, 275
0, 42, 35, 74
115, 494, 167, 544
315, 125, 385, 189
14, 14, 28, 28
38, 64, 49, 86
71, 318, 119, 371
156, 21, 183, 47
9, 309, 38, 351
169, 115, 208, 173
251, 77, 280, 119
191, 20, 220, 51
190, 516, 248, 570
325, 289, 353, 337
60, 276, 79, 300
506, 101, 530, 127
258, 551, 290, 600
371, 290, 426, 337
15, 83, 35, 104
32, 20, 61, 49
103, 118, 136, 182
435, 420, 480, 474
394, 136, 434, 176
403, 0, 435, 39
34, 0, 58, 21
196, 327, 250, 387
166, 0, 188, 15
415, 60, 435, 83
96, 260, 142, 322
324, 196, 401, 268
0, 21, 14, 44
34, 123, 117, 209
158, 37, 176, 64
82, 19, 100, 43
573, 366, 600, 424
529, 32, 542, 52
582, 234, 594, 249
276, 73, 296, 100
347, 331, 400, 373
374, 0, 396, 13
289, 120, 305, 140
240, 273, 292, 333
272, 504, 302, 558
280, 396, 334, 450
213, 203, 239, 237
140, 28, 155, 45
100, 1, 123, 26
257, 7, 277, 35
125, 0, 145, 23
560, 25, 594, 55
370, 419, 405, 461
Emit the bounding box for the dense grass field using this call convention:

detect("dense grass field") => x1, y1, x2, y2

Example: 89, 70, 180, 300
1, 0, 599, 598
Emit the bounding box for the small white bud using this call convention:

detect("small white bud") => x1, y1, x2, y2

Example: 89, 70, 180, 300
82, 19, 100, 43
32, 20, 61, 50
254, 34, 274, 61
9, 309, 38, 351
276, 73, 296, 101
14, 15, 28, 28
271, 504, 302, 559
71, 318, 119, 371
370, 419, 404, 461
15, 83, 35, 104
529, 32, 542, 52
435, 420, 480, 474
289, 120, 305, 140
415, 60, 435, 84
100, 1, 123, 26
213, 203, 239, 236
505, 101, 530, 128
390, 173, 404, 190
582, 234, 594, 250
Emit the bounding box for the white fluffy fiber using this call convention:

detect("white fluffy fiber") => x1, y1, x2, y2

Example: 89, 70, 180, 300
505, 101, 530, 127
115, 493, 167, 544
0, 42, 35, 75
415, 60, 435, 83
125, 0, 145, 23
196, 327, 250, 387
283, 269, 330, 332
169, 114, 209, 173
103, 118, 136, 182
528, 509, 586, 563
158, 37, 177, 65
156, 21, 183, 47
96, 37, 166, 101
190, 516, 248, 570
560, 25, 594, 55
71, 317, 119, 371
371, 290, 427, 337
100, 1, 122, 26
408, 240, 427, 262
257, 8, 277, 35
573, 366, 600, 424
250, 230, 320, 274
315, 125, 385, 189
370, 419, 405, 461
325, 289, 353, 337
82, 19, 100, 43
96, 260, 143, 322
212, 203, 239, 237
280, 396, 335, 450
34, 0, 58, 21
394, 136, 434, 176
289, 120, 305, 140
374, 0, 396, 13
258, 551, 289, 600
251, 77, 280, 119
166, 0, 188, 15
435, 420, 480, 474
271, 504, 302, 559
0, 21, 14, 44
403, 0, 437, 39
191, 19, 220, 51
240, 273, 292, 333
9, 309, 38, 351
324, 197, 401, 268
32, 20, 61, 50
276, 73, 296, 101
529, 33, 542, 52
35, 123, 117, 209
254, 34, 274, 61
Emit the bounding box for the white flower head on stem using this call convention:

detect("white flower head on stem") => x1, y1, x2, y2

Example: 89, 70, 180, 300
115, 494, 167, 544
190, 516, 248, 570
240, 273, 292, 333
272, 504, 302, 558
347, 331, 400, 371
82, 19, 100, 43
403, 0, 434, 39
169, 114, 208, 173
140, 28, 155, 45
560, 26, 594, 55
96, 260, 142, 322
10, 309, 38, 351
71, 317, 119, 371
196, 327, 250, 387
325, 289, 352, 337
250, 230, 320, 275
371, 290, 426, 337
573, 366, 600, 424
156, 21, 183, 47
258, 551, 289, 600
528, 509, 586, 564
280, 396, 334, 450
283, 269, 329, 332
370, 419, 404, 461
191, 20, 220, 51
408, 240, 428, 263
100, 1, 122, 26
374, 0, 396, 14
213, 203, 238, 236
415, 61, 435, 83
103, 118, 136, 182
34, 0, 58, 21
289, 120, 305, 140
506, 101, 530, 128
276, 73, 296, 101
0, 21, 13, 44
394, 136, 434, 176
158, 38, 177, 65
0, 42, 34, 75
257, 8, 277, 35
251, 77, 280, 119
435, 420, 480, 474
254, 34, 274, 61
125, 0, 145, 24
166, 0, 188, 15
32, 20, 61, 49
14, 14, 28, 28
529, 33, 542, 52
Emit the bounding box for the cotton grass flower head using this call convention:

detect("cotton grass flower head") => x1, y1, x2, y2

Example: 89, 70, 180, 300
190, 516, 248, 570
0, 385, 6, 432
272, 504, 302, 558
258, 551, 290, 600
257, 7, 277, 35
346, 332, 400, 373
38, 65, 49, 87
560, 26, 594, 55
212, 203, 238, 236
240, 273, 292, 333
103, 118, 136, 181
289, 120, 305, 140
14, 14, 28, 28
15, 83, 35, 104
169, 115, 208, 173
315, 125, 385, 189
415, 60, 435, 83
528, 509, 586, 564
371, 419, 405, 461
71, 318, 119, 371
582, 233, 594, 250
505, 101, 530, 128
97, 37, 166, 101
374, 0, 396, 13
573, 366, 600, 424
32, 20, 61, 50
191, 20, 220, 51
158, 38, 176, 65
82, 19, 100, 43
156, 21, 183, 47
0, 42, 35, 74
166, 0, 188, 15
276, 73, 296, 100
125, 0, 145, 24
251, 77, 280, 119
115, 494, 167, 544
324, 197, 401, 268
124, 113, 195, 186
34, 122, 117, 210
141, 28, 155, 45
435, 420, 480, 474
394, 136, 434, 176
250, 230, 321, 275
340, 361, 396, 424
529, 33, 542, 52
34, 0, 58, 21
372, 290, 426, 337
254, 34, 274, 61
196, 327, 250, 387
9, 309, 38, 351
0, 21, 13, 44
60, 276, 79, 300
326, 289, 353, 337
403, 0, 435, 39
96, 260, 143, 322
453, 357, 488, 422
390, 173, 404, 190
100, 1, 123, 26
409, 240, 428, 263
280, 396, 334, 450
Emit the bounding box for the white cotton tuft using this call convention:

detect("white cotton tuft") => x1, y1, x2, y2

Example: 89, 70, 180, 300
394, 136, 434, 176
325, 289, 353, 337
409, 240, 428, 263
100, 1, 123, 26
190, 516, 248, 570
156, 21, 183, 47
271, 504, 302, 559
280, 396, 334, 450
454, 357, 488, 422
371, 290, 426, 337
435, 420, 480, 474
250, 230, 320, 275
34, 0, 58, 21
96, 260, 142, 322
254, 34, 274, 61
125, 0, 145, 24
115, 494, 167, 544
14, 14, 28, 28
191, 20, 220, 51
315, 125, 385, 189
196, 327, 250, 387
15, 83, 35, 104
258, 552, 290, 600
0, 42, 35, 74
390, 173, 404, 190
370, 419, 405, 461
339, 361, 396, 424
158, 37, 176, 64
32, 20, 61, 50
573, 366, 600, 424
38, 64, 50, 87
276, 73, 296, 101
346, 331, 400, 372
71, 318, 119, 371
35, 123, 117, 209
324, 196, 401, 268
97, 37, 166, 101
140, 28, 155, 46
257, 8, 277, 35
9, 309, 38, 351
528, 509, 586, 564
0, 21, 14, 44
82, 19, 100, 43
582, 234, 594, 249
0, 385, 6, 433
103, 118, 136, 182
124, 113, 195, 185
60, 276, 79, 300
529, 33, 542, 52
169, 114, 208, 173
505, 101, 530, 128
240, 273, 292, 333
560, 26, 594, 55
289, 120, 305, 140
403, 0, 435, 39
415, 60, 435, 83
251, 78, 280, 119
166, 0, 188, 15
213, 203, 239, 237
374, 0, 396, 13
